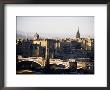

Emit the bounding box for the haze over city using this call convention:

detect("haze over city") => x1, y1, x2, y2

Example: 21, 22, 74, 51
16, 16, 94, 74
17, 16, 94, 39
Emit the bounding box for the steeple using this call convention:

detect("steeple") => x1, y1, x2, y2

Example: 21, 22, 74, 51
76, 26, 80, 39
78, 26, 79, 32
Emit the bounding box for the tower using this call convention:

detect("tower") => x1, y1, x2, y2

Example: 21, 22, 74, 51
34, 33, 39, 39
76, 26, 80, 39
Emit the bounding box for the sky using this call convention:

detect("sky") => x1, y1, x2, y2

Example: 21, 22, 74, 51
17, 16, 94, 39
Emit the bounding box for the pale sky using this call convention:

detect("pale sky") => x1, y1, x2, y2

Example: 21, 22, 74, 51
17, 16, 94, 39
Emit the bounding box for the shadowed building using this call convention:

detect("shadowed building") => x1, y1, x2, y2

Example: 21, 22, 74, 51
32, 39, 55, 61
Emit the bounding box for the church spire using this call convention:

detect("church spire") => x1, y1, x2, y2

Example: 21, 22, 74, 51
77, 26, 79, 34
76, 26, 80, 39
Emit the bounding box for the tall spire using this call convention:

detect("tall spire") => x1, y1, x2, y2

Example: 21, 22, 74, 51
76, 26, 80, 39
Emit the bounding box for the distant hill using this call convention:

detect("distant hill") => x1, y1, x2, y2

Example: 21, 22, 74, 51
16, 31, 34, 40
16, 31, 26, 39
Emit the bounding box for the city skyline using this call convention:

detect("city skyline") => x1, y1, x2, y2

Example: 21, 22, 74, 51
16, 16, 94, 74
17, 16, 94, 39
